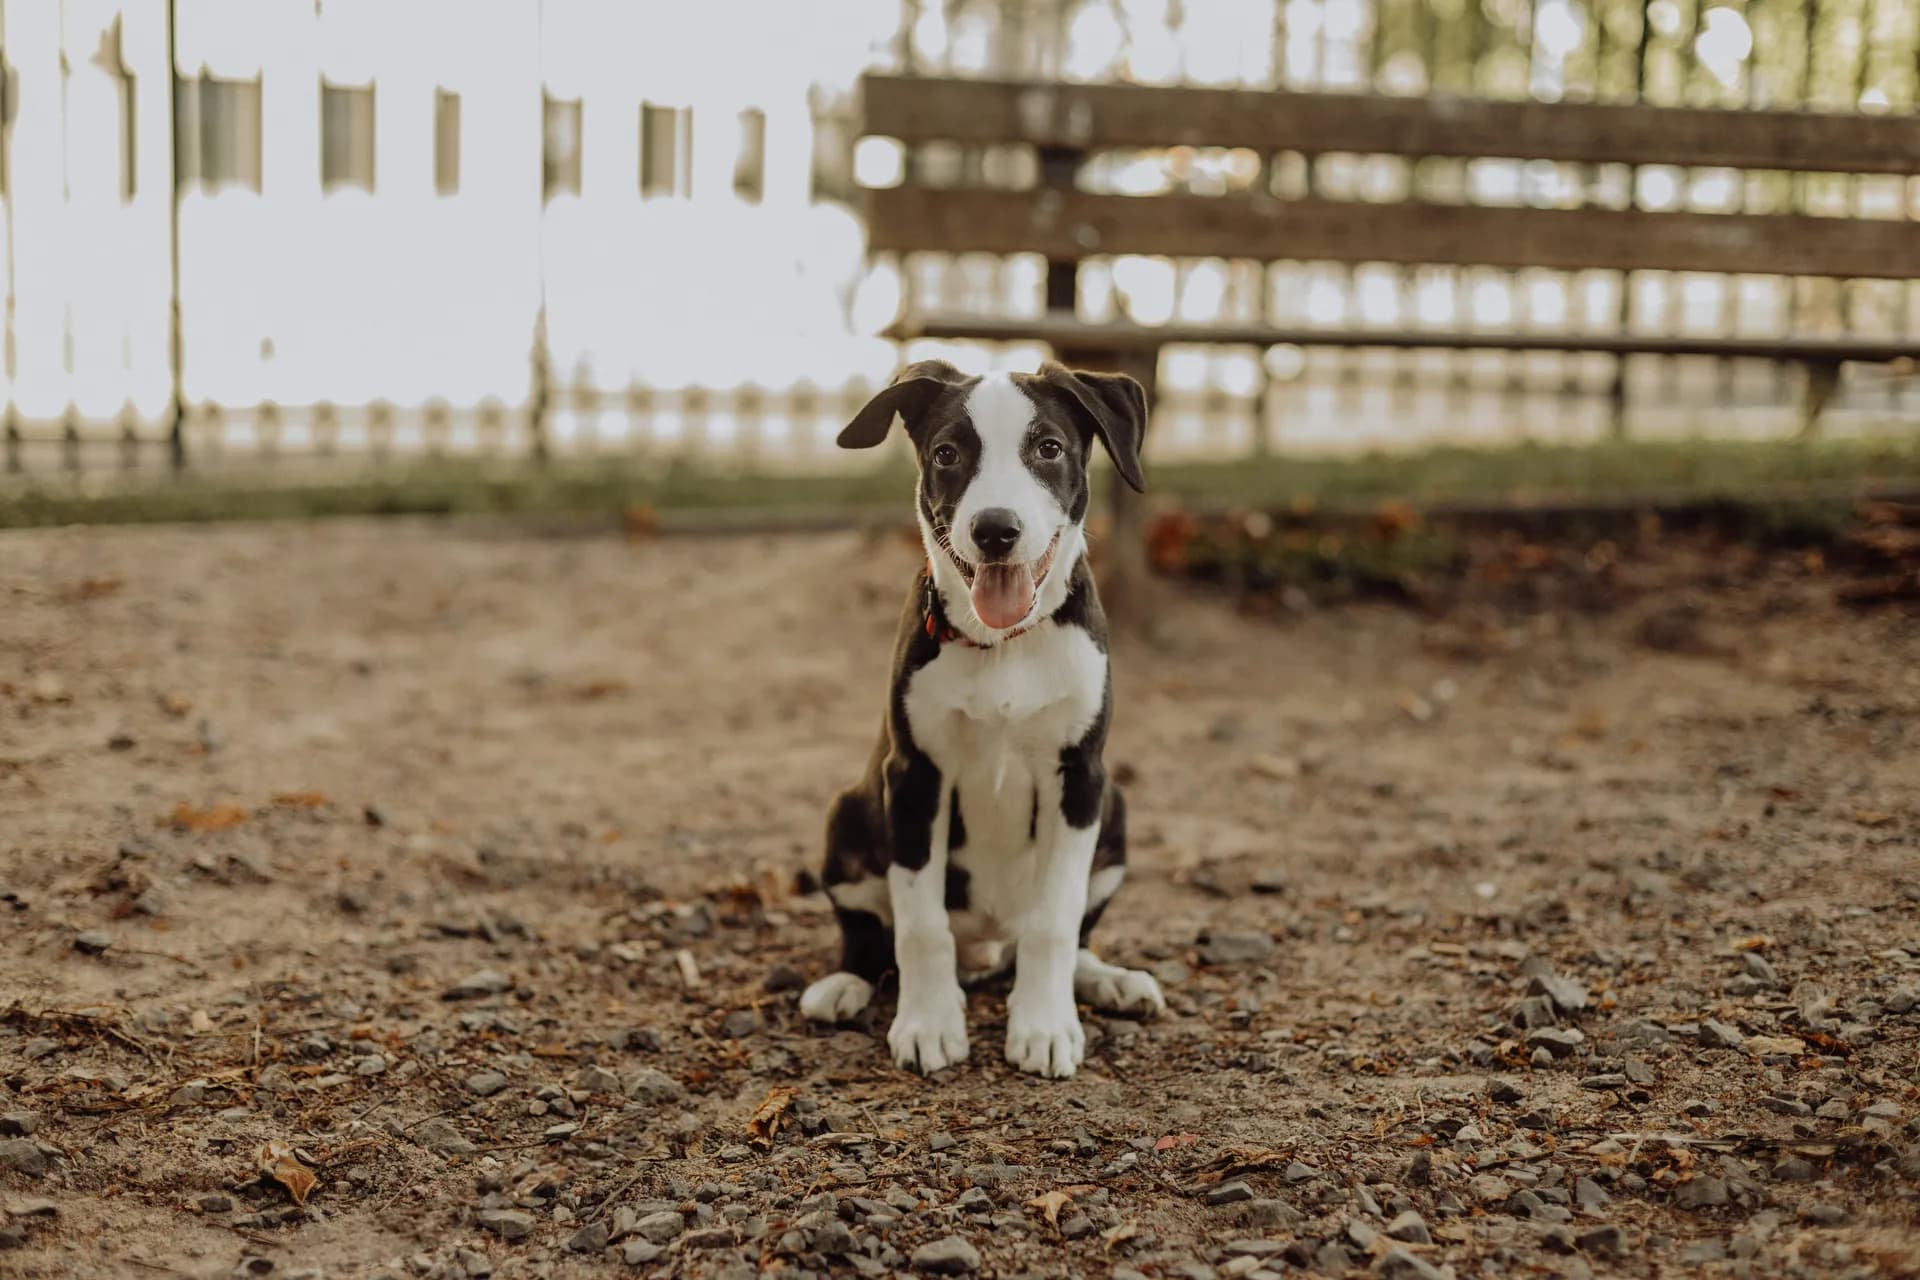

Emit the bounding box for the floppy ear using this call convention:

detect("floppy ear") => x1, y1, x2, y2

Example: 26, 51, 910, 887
837, 359, 969, 449
1040, 362, 1147, 493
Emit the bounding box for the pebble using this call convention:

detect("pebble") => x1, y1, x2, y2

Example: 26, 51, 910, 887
1486, 1079, 1524, 1105
576, 1065, 622, 1094
444, 969, 512, 1000
1525, 1027, 1585, 1057
1468, 1174, 1509, 1204
0, 1140, 48, 1177
1282, 1162, 1319, 1184
1526, 972, 1588, 1013
1801, 1203, 1848, 1226
622, 1239, 663, 1265
632, 1211, 684, 1243
1198, 931, 1276, 966
1673, 1177, 1729, 1209
355, 1054, 387, 1076
1384, 1210, 1430, 1244
465, 1071, 510, 1097
910, 1235, 981, 1275
0, 1224, 22, 1251
1058, 1213, 1094, 1239
1206, 1180, 1255, 1206
0, 1113, 42, 1137
1700, 1020, 1745, 1050
414, 1119, 476, 1156
625, 1068, 684, 1102
1243, 1200, 1296, 1228
567, 1223, 610, 1253
1576, 1224, 1624, 1257
720, 1010, 758, 1039
476, 1210, 536, 1241
1579, 1073, 1627, 1091
1372, 1247, 1446, 1280
1573, 1177, 1609, 1208
198, 1194, 233, 1213
73, 930, 112, 955
1761, 1095, 1812, 1117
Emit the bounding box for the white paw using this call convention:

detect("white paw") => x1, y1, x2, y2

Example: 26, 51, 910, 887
1005, 1001, 1085, 1078
888, 988, 970, 1074
1075, 966, 1166, 1018
799, 972, 874, 1023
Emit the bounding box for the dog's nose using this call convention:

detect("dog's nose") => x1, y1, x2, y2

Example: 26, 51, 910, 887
969, 509, 1023, 561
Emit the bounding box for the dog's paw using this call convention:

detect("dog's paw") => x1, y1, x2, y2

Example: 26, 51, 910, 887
799, 972, 874, 1023
888, 989, 969, 1074
1074, 963, 1166, 1019
1004, 1002, 1085, 1079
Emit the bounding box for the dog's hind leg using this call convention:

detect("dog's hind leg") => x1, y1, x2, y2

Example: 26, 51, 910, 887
803, 790, 894, 1024
1070, 786, 1164, 1018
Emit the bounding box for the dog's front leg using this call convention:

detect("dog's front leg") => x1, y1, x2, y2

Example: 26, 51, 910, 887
884, 751, 968, 1074
1006, 757, 1100, 1079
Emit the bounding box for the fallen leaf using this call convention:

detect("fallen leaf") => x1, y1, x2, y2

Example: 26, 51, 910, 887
1851, 809, 1897, 828
1745, 1035, 1808, 1058
272, 791, 329, 809
1026, 1189, 1073, 1227
258, 1141, 317, 1206
747, 1086, 797, 1148
1154, 1132, 1200, 1152
1102, 1221, 1141, 1253
162, 803, 248, 833
622, 504, 661, 542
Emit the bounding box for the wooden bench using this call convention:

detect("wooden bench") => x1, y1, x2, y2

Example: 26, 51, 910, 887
857, 74, 1920, 610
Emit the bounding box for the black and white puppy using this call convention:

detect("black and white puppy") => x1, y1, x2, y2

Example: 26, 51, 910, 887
800, 359, 1165, 1079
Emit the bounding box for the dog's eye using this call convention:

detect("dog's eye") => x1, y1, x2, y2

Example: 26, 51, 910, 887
1035, 438, 1065, 461
932, 444, 960, 468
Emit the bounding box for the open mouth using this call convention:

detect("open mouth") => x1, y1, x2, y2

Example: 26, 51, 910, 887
950, 531, 1060, 630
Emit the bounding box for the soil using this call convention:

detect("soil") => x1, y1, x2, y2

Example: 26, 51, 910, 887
1, 515, 1917, 1280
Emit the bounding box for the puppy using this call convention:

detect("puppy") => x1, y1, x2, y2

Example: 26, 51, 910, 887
800, 359, 1165, 1079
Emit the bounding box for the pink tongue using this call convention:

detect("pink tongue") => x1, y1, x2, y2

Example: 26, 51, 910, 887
970, 562, 1036, 630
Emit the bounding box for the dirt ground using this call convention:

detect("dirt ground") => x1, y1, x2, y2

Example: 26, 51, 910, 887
2, 515, 1917, 1280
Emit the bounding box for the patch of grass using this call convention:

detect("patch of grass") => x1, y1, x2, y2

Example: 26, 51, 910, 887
2, 436, 1916, 530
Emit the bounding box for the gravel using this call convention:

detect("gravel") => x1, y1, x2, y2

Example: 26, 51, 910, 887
1206, 1180, 1256, 1206
1700, 1020, 1745, 1049
475, 1210, 535, 1241
444, 969, 512, 1000
0, 1113, 42, 1137
73, 930, 113, 955
413, 1119, 476, 1156
1524, 1027, 1585, 1057
465, 1071, 510, 1097
0, 1140, 48, 1177
1384, 1210, 1431, 1244
1198, 931, 1276, 966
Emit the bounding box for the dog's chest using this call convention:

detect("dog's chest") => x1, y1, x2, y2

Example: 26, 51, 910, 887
903, 623, 1106, 773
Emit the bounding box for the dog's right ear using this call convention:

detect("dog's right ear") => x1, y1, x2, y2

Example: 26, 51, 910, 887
837, 360, 968, 449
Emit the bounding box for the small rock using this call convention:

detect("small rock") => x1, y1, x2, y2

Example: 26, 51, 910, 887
465, 1071, 510, 1097
1243, 1200, 1296, 1229
1384, 1210, 1430, 1244
719, 1010, 758, 1039
1577, 1224, 1625, 1257
1772, 1156, 1816, 1182
7, 1200, 57, 1218
622, 1239, 662, 1265
625, 1068, 683, 1102
0, 1224, 23, 1250
0, 1113, 43, 1137
568, 1223, 610, 1253
910, 1235, 981, 1275
198, 1194, 234, 1214
929, 1131, 957, 1152
1283, 1161, 1319, 1184
1198, 931, 1276, 967
1059, 1213, 1094, 1239
1206, 1180, 1256, 1206
1468, 1174, 1509, 1204
1673, 1177, 1729, 1209
764, 964, 805, 993
413, 1119, 476, 1156
355, 1053, 387, 1076
1801, 1203, 1848, 1226
1700, 1020, 1744, 1050
1573, 1177, 1609, 1208
1373, 1247, 1446, 1280
444, 969, 512, 1000
1527, 972, 1588, 1013
1761, 1095, 1812, 1117
1487, 1079, 1524, 1105
1525, 1027, 1585, 1058
1580, 1074, 1627, 1091
576, 1064, 622, 1095
74, 930, 112, 955
632, 1211, 684, 1244
0, 1140, 48, 1178
1742, 952, 1778, 985
476, 1209, 536, 1241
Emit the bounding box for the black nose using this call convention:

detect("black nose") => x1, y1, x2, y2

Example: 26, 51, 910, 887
970, 509, 1022, 561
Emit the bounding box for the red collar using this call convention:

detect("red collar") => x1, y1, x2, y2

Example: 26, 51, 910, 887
922, 562, 1037, 648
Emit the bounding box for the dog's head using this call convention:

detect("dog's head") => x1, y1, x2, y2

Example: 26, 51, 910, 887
839, 360, 1146, 632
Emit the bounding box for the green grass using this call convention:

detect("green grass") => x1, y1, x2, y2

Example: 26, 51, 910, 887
2, 436, 1917, 531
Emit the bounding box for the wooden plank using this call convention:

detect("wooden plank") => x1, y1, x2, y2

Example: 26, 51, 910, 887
861, 74, 1920, 175
888, 312, 1920, 363
866, 187, 1920, 280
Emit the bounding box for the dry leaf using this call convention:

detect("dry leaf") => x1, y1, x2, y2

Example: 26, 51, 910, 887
272, 791, 329, 809
1102, 1221, 1141, 1253
1154, 1132, 1200, 1152
258, 1140, 317, 1206
162, 802, 248, 833
1026, 1189, 1073, 1227
747, 1086, 797, 1148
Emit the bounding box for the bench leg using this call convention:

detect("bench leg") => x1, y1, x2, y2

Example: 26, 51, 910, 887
1798, 359, 1841, 439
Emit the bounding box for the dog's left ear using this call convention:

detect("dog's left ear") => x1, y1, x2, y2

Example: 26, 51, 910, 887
1041, 362, 1147, 493
837, 359, 969, 449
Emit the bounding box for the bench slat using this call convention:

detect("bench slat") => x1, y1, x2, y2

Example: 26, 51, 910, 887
887, 312, 1920, 363
862, 74, 1920, 176
867, 187, 1920, 280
